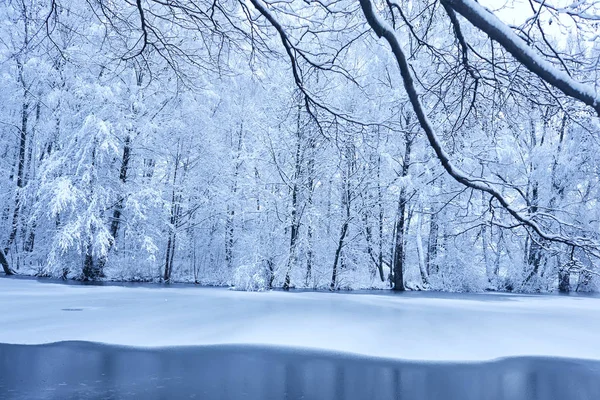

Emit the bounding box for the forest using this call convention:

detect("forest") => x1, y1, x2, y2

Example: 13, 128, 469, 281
1, 0, 599, 293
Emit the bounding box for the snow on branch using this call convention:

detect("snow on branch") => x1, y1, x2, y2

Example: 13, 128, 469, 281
531, 0, 600, 21
442, 0, 600, 116
359, 0, 600, 257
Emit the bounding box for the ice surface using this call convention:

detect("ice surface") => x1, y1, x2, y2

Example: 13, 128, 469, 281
0, 278, 598, 361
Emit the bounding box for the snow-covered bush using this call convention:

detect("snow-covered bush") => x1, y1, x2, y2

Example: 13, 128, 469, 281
429, 261, 488, 293
231, 263, 269, 292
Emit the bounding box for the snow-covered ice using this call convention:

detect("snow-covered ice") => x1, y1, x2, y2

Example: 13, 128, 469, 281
0, 278, 598, 362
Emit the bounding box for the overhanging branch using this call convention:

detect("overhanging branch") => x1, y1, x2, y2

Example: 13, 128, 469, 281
359, 0, 599, 256
442, 0, 600, 116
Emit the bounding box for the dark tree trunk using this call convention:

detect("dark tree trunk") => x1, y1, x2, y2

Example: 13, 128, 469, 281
100, 68, 141, 270
81, 140, 104, 281
0, 249, 13, 275
558, 268, 570, 293
392, 198, 407, 292
330, 144, 353, 290
363, 210, 377, 278
481, 208, 494, 283
224, 206, 234, 269
24, 224, 36, 253
305, 136, 315, 287
524, 183, 543, 286
23, 99, 41, 253
110, 136, 131, 241
97, 136, 132, 273
164, 234, 173, 282
4, 7, 31, 259
376, 154, 385, 282
163, 230, 176, 282
5, 61, 29, 260
266, 258, 275, 289
416, 212, 429, 286
391, 130, 412, 291
283, 215, 299, 290
550, 116, 569, 293
494, 231, 502, 277
283, 113, 303, 290
427, 212, 439, 276
225, 125, 243, 270
362, 149, 380, 280
82, 245, 102, 280
305, 226, 313, 286
330, 220, 349, 290
527, 236, 543, 279
163, 193, 180, 283
164, 144, 181, 282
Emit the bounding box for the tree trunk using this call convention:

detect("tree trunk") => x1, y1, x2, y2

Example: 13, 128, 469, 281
391, 130, 412, 291
415, 212, 428, 286
305, 134, 315, 287
81, 140, 103, 281
330, 143, 353, 290
224, 206, 234, 269
82, 252, 95, 280
164, 144, 181, 282
225, 124, 243, 270
306, 227, 313, 286
97, 136, 132, 272
524, 182, 542, 286
392, 197, 407, 291
283, 108, 303, 290
494, 231, 502, 277
267, 258, 275, 289
23, 98, 41, 253
5, 60, 29, 260
330, 220, 349, 290
362, 150, 381, 280
0, 249, 13, 275
427, 212, 439, 275
164, 230, 176, 282
527, 111, 541, 276
363, 208, 378, 278
550, 115, 569, 292
558, 268, 570, 293
110, 136, 131, 241
4, 8, 32, 270
481, 193, 494, 284
283, 215, 298, 290
376, 154, 385, 282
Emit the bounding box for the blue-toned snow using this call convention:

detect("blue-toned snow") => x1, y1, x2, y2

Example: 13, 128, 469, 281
0, 278, 597, 361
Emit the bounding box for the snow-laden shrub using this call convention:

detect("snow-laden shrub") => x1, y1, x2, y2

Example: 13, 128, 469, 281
574, 272, 599, 292
429, 261, 488, 292
231, 263, 268, 291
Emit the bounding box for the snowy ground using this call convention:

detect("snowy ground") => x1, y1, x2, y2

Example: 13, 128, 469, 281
0, 277, 598, 362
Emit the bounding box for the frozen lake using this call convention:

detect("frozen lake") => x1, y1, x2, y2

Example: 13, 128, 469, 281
2, 278, 600, 399
0, 277, 599, 361
2, 341, 600, 400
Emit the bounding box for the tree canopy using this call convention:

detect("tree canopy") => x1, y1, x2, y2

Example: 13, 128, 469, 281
1, 0, 599, 292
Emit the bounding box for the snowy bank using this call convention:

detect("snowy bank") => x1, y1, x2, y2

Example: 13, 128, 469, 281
0, 278, 598, 362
